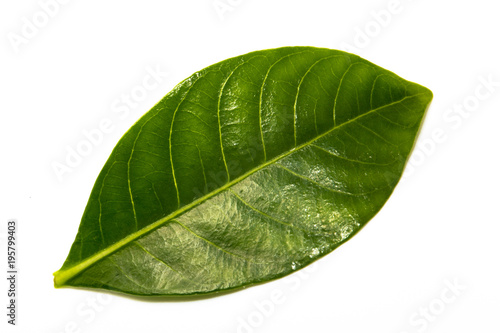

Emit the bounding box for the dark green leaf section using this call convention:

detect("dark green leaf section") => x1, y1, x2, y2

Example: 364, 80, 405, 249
54, 47, 432, 296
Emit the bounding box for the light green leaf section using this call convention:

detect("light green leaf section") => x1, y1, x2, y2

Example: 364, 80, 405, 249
54, 47, 432, 296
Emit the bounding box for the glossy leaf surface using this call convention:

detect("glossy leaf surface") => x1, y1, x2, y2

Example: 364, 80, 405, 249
54, 47, 432, 296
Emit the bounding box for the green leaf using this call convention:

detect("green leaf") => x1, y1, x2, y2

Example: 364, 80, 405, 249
54, 46, 432, 296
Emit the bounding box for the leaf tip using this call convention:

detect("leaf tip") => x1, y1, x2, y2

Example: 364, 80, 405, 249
420, 85, 434, 103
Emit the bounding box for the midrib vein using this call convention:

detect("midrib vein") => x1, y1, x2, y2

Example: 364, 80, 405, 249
53, 93, 424, 287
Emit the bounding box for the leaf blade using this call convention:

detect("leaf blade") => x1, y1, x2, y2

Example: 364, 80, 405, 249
54, 47, 432, 296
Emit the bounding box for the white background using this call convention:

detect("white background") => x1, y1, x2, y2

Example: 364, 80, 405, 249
1, 0, 499, 332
